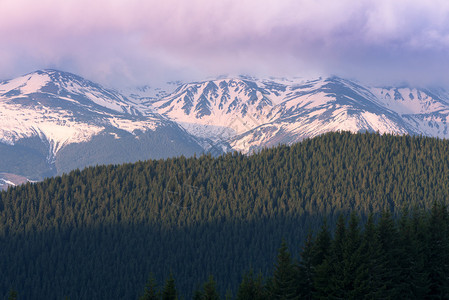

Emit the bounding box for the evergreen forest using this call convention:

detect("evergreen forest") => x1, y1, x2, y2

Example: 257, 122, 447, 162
2, 132, 449, 299
139, 205, 449, 299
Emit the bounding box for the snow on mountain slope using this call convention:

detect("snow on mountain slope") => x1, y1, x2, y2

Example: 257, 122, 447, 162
154, 75, 449, 153
4, 69, 449, 176
0, 100, 103, 154
229, 77, 411, 152
369, 86, 449, 138
152, 78, 276, 140
0, 70, 167, 158
230, 108, 409, 153
0, 70, 204, 178
0, 70, 142, 114
370, 87, 449, 115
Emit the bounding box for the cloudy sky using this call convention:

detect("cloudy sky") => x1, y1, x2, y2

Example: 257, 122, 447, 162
1, 0, 449, 88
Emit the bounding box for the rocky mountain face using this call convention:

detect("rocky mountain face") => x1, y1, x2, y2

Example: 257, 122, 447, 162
2, 70, 449, 180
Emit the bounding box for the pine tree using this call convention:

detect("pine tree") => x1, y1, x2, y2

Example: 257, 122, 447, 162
236, 270, 267, 300
203, 275, 220, 300
409, 208, 430, 297
297, 232, 315, 299
162, 274, 178, 300
270, 239, 298, 300
311, 220, 333, 299
396, 208, 424, 298
343, 212, 363, 299
377, 210, 401, 298
193, 284, 204, 300
140, 273, 160, 300
311, 220, 331, 267
325, 214, 347, 299
353, 214, 386, 299
426, 202, 449, 298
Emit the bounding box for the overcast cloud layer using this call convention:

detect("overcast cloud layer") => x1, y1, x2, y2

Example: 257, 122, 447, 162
1, 0, 449, 87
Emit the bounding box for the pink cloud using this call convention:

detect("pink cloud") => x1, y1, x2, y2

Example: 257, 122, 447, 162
0, 0, 449, 87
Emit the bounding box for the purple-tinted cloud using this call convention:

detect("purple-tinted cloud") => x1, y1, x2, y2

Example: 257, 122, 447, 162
1, 0, 449, 87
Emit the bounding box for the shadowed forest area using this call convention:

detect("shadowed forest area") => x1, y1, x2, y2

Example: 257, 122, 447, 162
139, 205, 449, 299
2, 132, 449, 299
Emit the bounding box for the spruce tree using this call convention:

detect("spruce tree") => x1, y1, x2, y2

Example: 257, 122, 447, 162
311, 220, 331, 267
313, 258, 333, 299
236, 270, 267, 300
140, 273, 159, 300
193, 285, 204, 300
353, 214, 385, 299
377, 210, 401, 298
326, 214, 347, 299
396, 208, 422, 298
343, 212, 363, 299
297, 232, 315, 299
426, 202, 449, 298
409, 208, 430, 297
270, 239, 298, 300
203, 275, 220, 300
162, 274, 178, 300
311, 220, 333, 299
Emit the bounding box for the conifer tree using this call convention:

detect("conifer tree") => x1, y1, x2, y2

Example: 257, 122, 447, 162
313, 258, 332, 299
202, 275, 220, 300
140, 273, 160, 300
426, 202, 449, 298
409, 208, 430, 297
310, 220, 333, 299
325, 214, 347, 298
377, 210, 401, 298
270, 239, 298, 300
353, 214, 385, 298
193, 285, 203, 300
236, 270, 267, 300
162, 274, 178, 300
297, 232, 315, 299
396, 208, 423, 298
311, 220, 331, 267
343, 212, 363, 299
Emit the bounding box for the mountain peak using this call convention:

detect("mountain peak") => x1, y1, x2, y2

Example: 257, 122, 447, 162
0, 70, 205, 179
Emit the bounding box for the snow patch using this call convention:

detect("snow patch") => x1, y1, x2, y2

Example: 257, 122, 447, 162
0, 73, 51, 95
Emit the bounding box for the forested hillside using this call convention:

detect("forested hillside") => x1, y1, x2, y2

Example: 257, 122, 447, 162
139, 205, 449, 299
2, 132, 449, 299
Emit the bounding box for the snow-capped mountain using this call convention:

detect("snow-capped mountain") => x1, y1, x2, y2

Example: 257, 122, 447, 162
229, 77, 410, 152
151, 77, 297, 152
3, 69, 449, 181
153, 76, 449, 153
370, 86, 449, 137
0, 70, 204, 179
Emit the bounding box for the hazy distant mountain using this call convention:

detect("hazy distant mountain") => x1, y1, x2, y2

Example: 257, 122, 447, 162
0, 70, 204, 180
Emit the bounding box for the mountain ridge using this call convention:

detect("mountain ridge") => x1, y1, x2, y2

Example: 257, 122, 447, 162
152, 75, 449, 153
3, 69, 449, 179
0, 70, 204, 180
